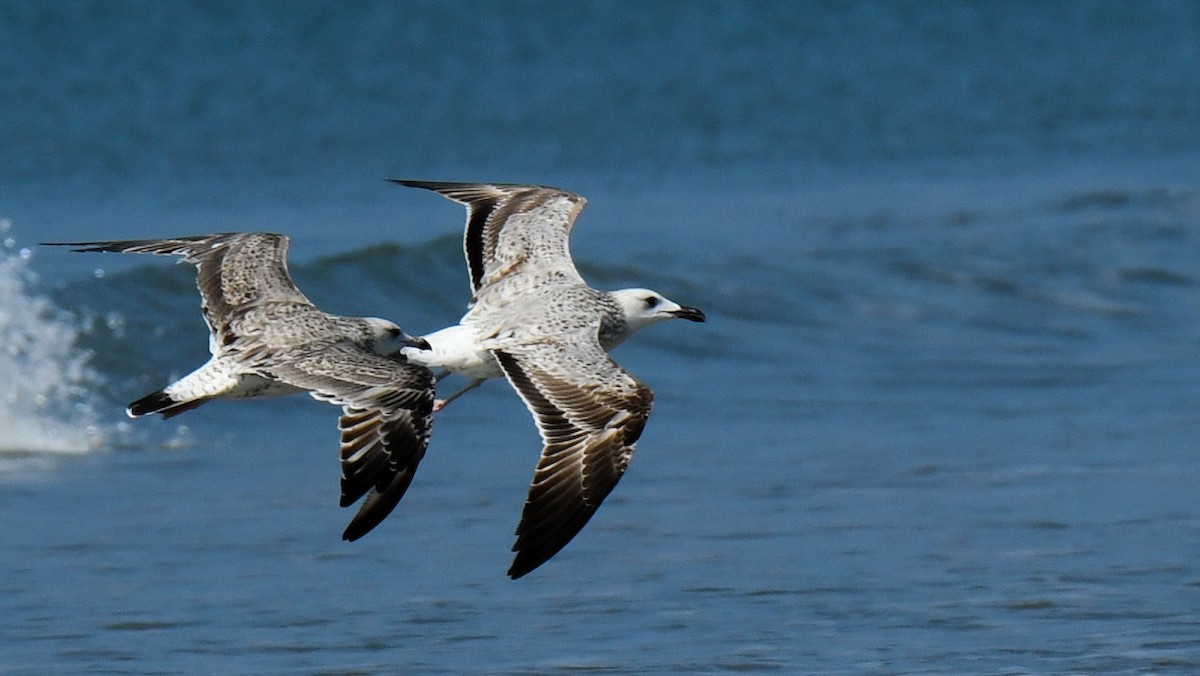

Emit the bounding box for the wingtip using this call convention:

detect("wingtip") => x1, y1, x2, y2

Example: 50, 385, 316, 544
506, 543, 557, 580
507, 561, 535, 580
341, 503, 377, 541
38, 241, 105, 253
386, 178, 438, 190
388, 179, 576, 202
340, 471, 419, 542
340, 511, 382, 542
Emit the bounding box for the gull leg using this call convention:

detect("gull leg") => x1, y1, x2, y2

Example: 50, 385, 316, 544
433, 378, 486, 412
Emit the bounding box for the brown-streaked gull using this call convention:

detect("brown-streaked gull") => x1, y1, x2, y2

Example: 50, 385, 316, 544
391, 181, 705, 578
46, 233, 436, 541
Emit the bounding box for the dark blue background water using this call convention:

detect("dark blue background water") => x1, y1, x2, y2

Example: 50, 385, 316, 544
4, 1, 1200, 672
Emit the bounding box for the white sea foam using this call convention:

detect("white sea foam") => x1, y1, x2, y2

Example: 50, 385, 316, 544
0, 219, 103, 454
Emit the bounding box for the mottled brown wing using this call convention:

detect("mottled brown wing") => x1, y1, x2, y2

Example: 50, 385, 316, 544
46, 233, 311, 344
492, 343, 653, 579
389, 180, 587, 293
264, 341, 436, 540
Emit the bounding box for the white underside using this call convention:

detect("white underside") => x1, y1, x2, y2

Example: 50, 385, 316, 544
402, 324, 502, 381
165, 358, 303, 404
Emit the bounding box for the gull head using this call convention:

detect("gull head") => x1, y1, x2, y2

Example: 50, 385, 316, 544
362, 317, 431, 354
609, 288, 706, 336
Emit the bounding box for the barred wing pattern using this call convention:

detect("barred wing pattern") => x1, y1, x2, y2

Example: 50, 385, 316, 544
390, 180, 587, 294
265, 342, 436, 540
492, 339, 652, 579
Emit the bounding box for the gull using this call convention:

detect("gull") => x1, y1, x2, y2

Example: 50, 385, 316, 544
45, 233, 436, 541
391, 180, 705, 578
391, 179, 706, 410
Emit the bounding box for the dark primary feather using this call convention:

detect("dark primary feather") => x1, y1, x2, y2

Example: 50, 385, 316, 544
494, 349, 652, 579
339, 406, 430, 541
389, 180, 509, 291
265, 342, 436, 539
44, 234, 309, 339
389, 180, 585, 293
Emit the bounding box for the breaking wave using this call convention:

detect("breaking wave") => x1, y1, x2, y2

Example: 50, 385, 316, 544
0, 220, 106, 454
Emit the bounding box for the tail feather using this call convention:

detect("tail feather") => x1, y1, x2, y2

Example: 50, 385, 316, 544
126, 359, 241, 419
127, 390, 209, 419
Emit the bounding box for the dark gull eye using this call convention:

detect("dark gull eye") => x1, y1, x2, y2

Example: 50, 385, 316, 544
643, 296, 660, 309
386, 326, 401, 338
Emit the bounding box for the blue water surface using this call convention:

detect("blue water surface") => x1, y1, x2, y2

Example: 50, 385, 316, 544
4, 1, 1200, 672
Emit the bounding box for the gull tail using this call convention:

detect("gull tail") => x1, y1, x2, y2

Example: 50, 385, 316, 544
127, 358, 241, 419
127, 390, 209, 419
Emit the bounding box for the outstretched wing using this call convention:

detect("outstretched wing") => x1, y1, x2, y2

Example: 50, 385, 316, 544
45, 233, 311, 344
264, 341, 436, 540
390, 180, 587, 293
491, 338, 653, 579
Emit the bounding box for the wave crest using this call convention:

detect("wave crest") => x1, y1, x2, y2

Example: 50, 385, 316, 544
0, 220, 104, 453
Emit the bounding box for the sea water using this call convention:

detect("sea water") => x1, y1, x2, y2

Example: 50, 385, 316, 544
4, 2, 1200, 672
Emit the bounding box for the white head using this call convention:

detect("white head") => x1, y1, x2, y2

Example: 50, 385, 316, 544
362, 317, 431, 354
608, 288, 706, 342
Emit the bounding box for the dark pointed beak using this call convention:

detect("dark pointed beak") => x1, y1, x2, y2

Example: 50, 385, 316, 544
671, 306, 706, 322
405, 335, 432, 350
